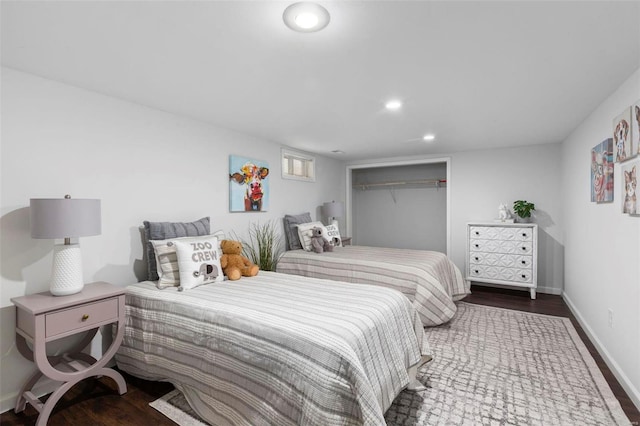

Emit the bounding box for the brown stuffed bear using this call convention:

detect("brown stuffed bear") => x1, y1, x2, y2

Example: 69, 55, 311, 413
220, 240, 259, 281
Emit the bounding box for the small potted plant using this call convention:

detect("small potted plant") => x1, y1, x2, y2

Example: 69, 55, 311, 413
238, 220, 284, 271
513, 200, 535, 222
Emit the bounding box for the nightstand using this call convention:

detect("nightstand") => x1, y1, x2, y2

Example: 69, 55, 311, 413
11, 282, 127, 426
342, 237, 352, 246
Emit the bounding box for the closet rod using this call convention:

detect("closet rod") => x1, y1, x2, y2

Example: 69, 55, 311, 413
352, 178, 446, 190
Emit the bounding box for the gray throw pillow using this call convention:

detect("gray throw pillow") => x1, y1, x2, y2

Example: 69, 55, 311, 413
283, 212, 312, 250
143, 217, 210, 281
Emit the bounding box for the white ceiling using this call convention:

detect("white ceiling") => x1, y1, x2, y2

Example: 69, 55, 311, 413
2, 1, 639, 161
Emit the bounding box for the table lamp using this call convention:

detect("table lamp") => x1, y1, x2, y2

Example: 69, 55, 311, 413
30, 195, 101, 296
322, 201, 343, 228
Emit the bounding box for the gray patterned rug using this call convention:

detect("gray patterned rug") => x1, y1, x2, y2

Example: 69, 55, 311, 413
150, 303, 631, 425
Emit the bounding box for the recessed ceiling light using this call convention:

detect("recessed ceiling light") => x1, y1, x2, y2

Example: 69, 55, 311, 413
283, 2, 330, 33
423, 134, 436, 142
385, 100, 402, 110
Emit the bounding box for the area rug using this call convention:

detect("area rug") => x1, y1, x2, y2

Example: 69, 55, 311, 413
150, 302, 631, 425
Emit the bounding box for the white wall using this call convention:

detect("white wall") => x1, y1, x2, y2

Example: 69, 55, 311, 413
561, 67, 640, 409
346, 143, 564, 296
0, 68, 345, 411
352, 163, 447, 252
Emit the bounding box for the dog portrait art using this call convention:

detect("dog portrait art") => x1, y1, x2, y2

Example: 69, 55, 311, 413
613, 108, 632, 163
229, 155, 270, 212
632, 100, 640, 157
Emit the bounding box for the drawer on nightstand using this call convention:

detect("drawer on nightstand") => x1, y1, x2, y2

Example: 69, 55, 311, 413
46, 298, 119, 339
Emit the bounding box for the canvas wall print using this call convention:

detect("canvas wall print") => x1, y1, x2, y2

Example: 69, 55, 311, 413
621, 159, 638, 215
229, 155, 270, 212
613, 107, 632, 162
590, 138, 614, 203
632, 100, 640, 158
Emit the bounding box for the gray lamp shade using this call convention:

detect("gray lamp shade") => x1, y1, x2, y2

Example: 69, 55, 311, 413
30, 198, 101, 239
323, 201, 343, 218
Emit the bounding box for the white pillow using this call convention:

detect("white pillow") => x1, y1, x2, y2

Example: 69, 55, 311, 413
297, 221, 326, 252
151, 235, 216, 289
174, 236, 224, 291
323, 224, 342, 247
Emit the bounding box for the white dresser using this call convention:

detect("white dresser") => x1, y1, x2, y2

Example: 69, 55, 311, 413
466, 222, 538, 299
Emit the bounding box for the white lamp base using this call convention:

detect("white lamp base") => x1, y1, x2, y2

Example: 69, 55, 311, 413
50, 244, 84, 296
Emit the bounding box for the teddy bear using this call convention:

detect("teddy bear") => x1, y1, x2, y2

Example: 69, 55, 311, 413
310, 226, 333, 253
220, 239, 259, 281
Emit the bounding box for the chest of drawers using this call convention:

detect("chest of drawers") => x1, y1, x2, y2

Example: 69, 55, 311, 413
466, 222, 538, 299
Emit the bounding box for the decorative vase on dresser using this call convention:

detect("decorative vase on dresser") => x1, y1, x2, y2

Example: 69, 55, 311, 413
466, 222, 538, 299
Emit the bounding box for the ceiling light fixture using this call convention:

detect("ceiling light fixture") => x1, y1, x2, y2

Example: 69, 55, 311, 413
385, 100, 402, 110
423, 134, 436, 142
283, 2, 330, 33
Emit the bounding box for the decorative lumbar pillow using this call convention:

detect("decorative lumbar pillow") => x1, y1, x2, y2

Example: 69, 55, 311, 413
174, 237, 224, 291
323, 224, 342, 247
143, 217, 210, 281
296, 221, 326, 252
283, 212, 312, 250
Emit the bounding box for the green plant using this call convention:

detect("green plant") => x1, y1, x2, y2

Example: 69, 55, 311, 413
238, 221, 284, 271
513, 200, 535, 218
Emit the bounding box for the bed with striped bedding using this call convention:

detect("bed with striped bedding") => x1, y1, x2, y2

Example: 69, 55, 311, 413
276, 246, 470, 326
116, 271, 431, 426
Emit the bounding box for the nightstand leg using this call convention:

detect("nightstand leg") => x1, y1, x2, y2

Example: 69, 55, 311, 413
15, 370, 44, 413
35, 380, 77, 426
95, 367, 127, 394
530, 288, 536, 299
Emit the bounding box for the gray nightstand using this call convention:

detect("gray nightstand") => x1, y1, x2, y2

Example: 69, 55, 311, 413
342, 237, 352, 246
11, 282, 127, 426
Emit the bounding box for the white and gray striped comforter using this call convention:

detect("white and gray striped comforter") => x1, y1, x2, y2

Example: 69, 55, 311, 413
116, 272, 431, 426
277, 246, 470, 326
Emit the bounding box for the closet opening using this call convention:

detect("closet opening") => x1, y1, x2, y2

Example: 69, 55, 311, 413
345, 158, 450, 255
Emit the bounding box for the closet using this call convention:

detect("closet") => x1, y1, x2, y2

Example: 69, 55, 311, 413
349, 160, 448, 252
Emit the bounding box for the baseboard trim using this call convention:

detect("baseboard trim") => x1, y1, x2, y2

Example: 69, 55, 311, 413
537, 285, 562, 295
562, 292, 640, 412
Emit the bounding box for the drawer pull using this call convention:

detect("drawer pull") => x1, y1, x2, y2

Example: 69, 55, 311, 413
81, 314, 89, 322
521, 260, 526, 264
521, 247, 526, 251
522, 233, 527, 237
475, 231, 479, 235
475, 257, 479, 261
521, 274, 526, 278
474, 270, 479, 274
475, 244, 479, 248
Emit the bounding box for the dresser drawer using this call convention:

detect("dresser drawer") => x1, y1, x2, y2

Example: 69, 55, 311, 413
470, 240, 533, 255
46, 298, 119, 338
469, 226, 533, 241
514, 269, 533, 283
469, 252, 533, 268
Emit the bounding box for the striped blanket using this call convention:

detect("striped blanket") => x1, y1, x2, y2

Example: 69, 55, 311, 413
277, 246, 470, 326
116, 272, 431, 426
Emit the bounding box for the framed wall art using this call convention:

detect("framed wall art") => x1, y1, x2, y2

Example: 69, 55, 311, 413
631, 99, 640, 158
229, 155, 270, 212
590, 138, 614, 203
613, 107, 632, 162
621, 159, 638, 215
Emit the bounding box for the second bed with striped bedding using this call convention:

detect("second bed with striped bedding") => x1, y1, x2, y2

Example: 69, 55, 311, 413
277, 245, 470, 326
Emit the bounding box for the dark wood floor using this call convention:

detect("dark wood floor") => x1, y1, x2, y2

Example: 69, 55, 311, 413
2, 285, 638, 425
